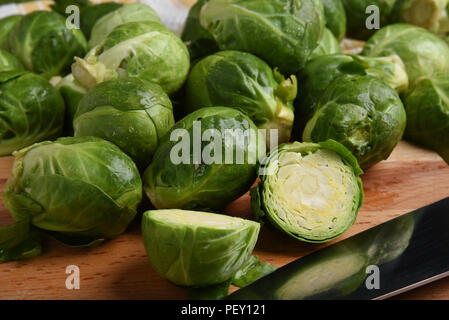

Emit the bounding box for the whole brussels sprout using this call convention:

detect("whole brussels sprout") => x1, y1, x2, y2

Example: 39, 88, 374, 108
0, 15, 21, 49
362, 24, 449, 86
303, 75, 407, 169
74, 77, 175, 170
80, 2, 123, 39
251, 140, 364, 243
403, 73, 449, 164
308, 28, 342, 61
185, 51, 297, 146
294, 53, 408, 135
88, 3, 162, 49
143, 107, 266, 210
342, 0, 397, 40
142, 209, 260, 287
200, 0, 326, 74
2, 137, 142, 246
322, 0, 346, 41
7, 11, 87, 78
72, 21, 190, 95
0, 72, 65, 156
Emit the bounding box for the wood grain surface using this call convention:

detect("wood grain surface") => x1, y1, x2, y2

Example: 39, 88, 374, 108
0, 141, 448, 300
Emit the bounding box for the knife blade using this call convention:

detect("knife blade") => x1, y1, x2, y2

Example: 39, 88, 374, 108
227, 197, 449, 300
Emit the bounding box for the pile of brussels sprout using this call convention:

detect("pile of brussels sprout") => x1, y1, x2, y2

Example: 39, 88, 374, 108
0, 0, 449, 298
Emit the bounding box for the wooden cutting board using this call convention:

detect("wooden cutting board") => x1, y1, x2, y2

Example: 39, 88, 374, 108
0, 141, 448, 300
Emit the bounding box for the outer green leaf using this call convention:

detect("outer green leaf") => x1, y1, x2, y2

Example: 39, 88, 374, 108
80, 2, 123, 39
308, 28, 341, 61
0, 15, 22, 49
0, 219, 42, 262
321, 0, 346, 41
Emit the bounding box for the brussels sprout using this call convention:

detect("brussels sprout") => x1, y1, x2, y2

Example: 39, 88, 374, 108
252, 140, 363, 243
80, 2, 123, 39
0, 15, 21, 49
0, 49, 25, 74
403, 73, 449, 164
342, 0, 397, 40
143, 107, 266, 210
303, 75, 406, 169
200, 0, 326, 74
142, 209, 260, 287
74, 77, 175, 169
362, 24, 449, 86
294, 53, 408, 135
0, 72, 65, 156
88, 3, 161, 49
308, 28, 342, 61
72, 21, 190, 95
2, 137, 142, 246
322, 0, 346, 41
7, 11, 87, 78
185, 51, 297, 146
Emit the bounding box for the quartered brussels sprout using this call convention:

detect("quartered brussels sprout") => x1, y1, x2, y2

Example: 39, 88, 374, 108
252, 140, 363, 243
0, 72, 65, 156
303, 75, 406, 169
294, 53, 408, 135
403, 73, 449, 164
88, 3, 162, 49
2, 137, 142, 247
142, 209, 260, 287
74, 77, 175, 169
185, 51, 297, 146
321, 0, 346, 41
72, 21, 190, 95
309, 28, 342, 61
200, 0, 326, 74
7, 11, 87, 78
362, 24, 449, 85
0, 15, 21, 49
80, 2, 123, 39
342, 0, 397, 40
143, 107, 266, 210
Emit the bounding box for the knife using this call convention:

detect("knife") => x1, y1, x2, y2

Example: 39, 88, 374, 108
227, 197, 449, 300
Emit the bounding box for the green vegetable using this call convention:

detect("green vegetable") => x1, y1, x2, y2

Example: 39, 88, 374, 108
294, 53, 408, 135
88, 3, 161, 49
7, 11, 87, 78
142, 209, 260, 287
0, 48, 25, 74
72, 21, 190, 95
342, 0, 397, 40
50, 0, 91, 15
0, 72, 65, 156
2, 137, 142, 247
231, 255, 277, 287
200, 0, 326, 74
303, 75, 407, 169
0, 15, 22, 49
322, 0, 346, 41
251, 140, 363, 243
74, 77, 175, 170
362, 24, 449, 86
80, 2, 123, 39
0, 220, 42, 262
185, 51, 297, 145
403, 73, 449, 164
143, 107, 265, 210
308, 28, 342, 61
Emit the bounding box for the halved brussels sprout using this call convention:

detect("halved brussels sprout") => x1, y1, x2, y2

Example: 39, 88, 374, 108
308, 28, 342, 61
185, 51, 297, 146
2, 137, 142, 247
142, 209, 260, 287
0, 15, 21, 49
88, 3, 162, 49
7, 11, 87, 78
200, 0, 326, 74
362, 24, 449, 85
72, 21, 190, 95
294, 53, 408, 135
322, 0, 346, 41
80, 2, 123, 39
74, 77, 175, 169
0, 72, 65, 156
143, 107, 266, 210
303, 75, 406, 169
252, 140, 363, 243
403, 73, 449, 164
